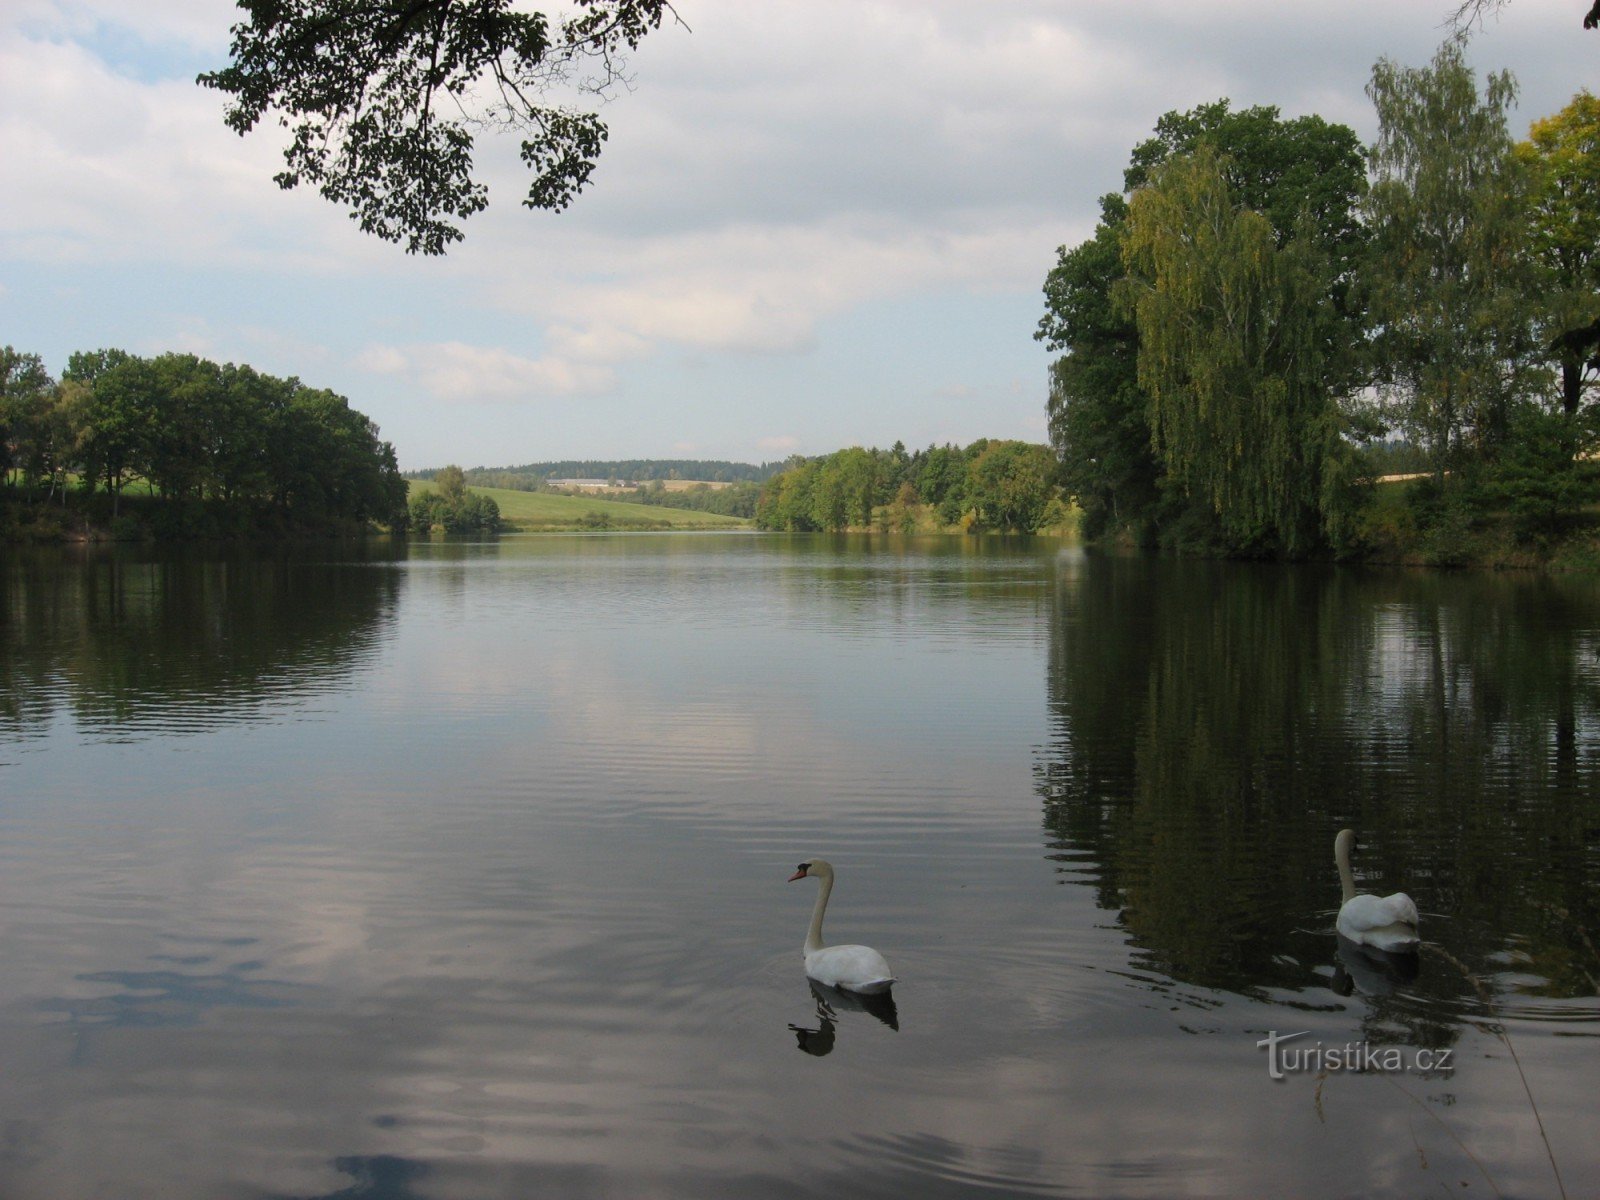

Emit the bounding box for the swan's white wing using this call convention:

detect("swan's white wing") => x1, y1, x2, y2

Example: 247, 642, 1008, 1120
1338, 892, 1420, 952
1339, 892, 1417, 934
805, 944, 895, 993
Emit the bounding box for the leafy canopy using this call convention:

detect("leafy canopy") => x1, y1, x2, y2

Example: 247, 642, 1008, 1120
1037, 100, 1367, 551
1363, 41, 1537, 478
200, 0, 677, 254
1517, 91, 1600, 413
1120, 147, 1355, 556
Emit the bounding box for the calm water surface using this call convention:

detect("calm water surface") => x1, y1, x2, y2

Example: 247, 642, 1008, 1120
1, 534, 1596, 1199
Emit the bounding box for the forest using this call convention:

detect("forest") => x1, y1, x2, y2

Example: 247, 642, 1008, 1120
0, 348, 408, 540
1040, 45, 1600, 563
755, 440, 1065, 533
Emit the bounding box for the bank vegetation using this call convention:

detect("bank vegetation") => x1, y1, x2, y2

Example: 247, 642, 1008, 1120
1, 348, 408, 542
1039, 45, 1600, 566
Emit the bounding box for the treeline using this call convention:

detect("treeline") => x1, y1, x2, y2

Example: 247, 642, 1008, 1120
755, 440, 1063, 533
412, 459, 784, 485
627, 480, 761, 518
1040, 45, 1600, 559
0, 346, 407, 538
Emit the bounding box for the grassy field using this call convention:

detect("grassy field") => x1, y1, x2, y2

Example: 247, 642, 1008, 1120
407, 480, 749, 531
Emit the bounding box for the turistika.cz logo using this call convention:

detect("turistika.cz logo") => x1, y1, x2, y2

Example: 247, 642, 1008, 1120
1256, 1030, 1455, 1080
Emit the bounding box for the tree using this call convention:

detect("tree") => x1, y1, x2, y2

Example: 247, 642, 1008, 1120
914, 444, 967, 515
966, 441, 1059, 532
74, 353, 154, 516
1125, 101, 1367, 273
1039, 194, 1159, 540
144, 353, 220, 504
411, 463, 499, 531
888, 479, 919, 532
1483, 404, 1600, 537
1123, 100, 1369, 395
1364, 42, 1540, 483
0, 347, 56, 489
1516, 91, 1600, 416
37, 381, 91, 503
435, 464, 468, 503
200, 0, 679, 254
1120, 147, 1357, 556
1039, 100, 1368, 550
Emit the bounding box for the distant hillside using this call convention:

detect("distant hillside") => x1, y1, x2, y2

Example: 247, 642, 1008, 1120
411, 459, 785, 484
406, 480, 748, 531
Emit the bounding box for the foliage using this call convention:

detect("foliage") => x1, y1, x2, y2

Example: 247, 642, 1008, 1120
409, 464, 500, 532
966, 441, 1059, 532
1120, 147, 1360, 556
3, 346, 408, 537
754, 439, 1061, 533
1364, 41, 1541, 481
200, 0, 676, 254
1039, 195, 1159, 541
1481, 404, 1600, 538
1038, 100, 1369, 554
1035, 54, 1600, 563
1125, 101, 1368, 288
1517, 91, 1600, 415
624, 480, 761, 518
1, 346, 56, 486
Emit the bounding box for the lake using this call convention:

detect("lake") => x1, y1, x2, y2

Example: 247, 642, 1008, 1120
1, 534, 1596, 1199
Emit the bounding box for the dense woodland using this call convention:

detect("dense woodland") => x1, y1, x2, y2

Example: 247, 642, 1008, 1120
1040, 46, 1600, 561
755, 440, 1065, 533
0, 348, 408, 539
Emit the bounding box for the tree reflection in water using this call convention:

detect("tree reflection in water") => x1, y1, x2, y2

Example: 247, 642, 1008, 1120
0, 542, 402, 756
1035, 555, 1600, 1052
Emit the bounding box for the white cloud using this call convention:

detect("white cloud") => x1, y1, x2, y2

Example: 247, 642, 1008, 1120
756, 435, 799, 453
357, 341, 614, 404
0, 17, 418, 283
353, 345, 408, 375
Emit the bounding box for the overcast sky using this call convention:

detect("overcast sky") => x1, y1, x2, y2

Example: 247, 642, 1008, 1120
1, 1, 1594, 470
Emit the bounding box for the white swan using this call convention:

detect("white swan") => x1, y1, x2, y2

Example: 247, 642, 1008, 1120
788, 859, 896, 994
1335, 829, 1420, 953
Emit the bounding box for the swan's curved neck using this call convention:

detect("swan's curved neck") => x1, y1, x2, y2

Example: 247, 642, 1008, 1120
1335, 833, 1357, 903
805, 872, 832, 953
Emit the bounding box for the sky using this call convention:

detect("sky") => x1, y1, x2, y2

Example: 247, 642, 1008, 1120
1, 1, 1595, 472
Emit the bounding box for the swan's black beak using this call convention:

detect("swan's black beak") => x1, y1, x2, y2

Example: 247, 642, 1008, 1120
787, 868, 807, 882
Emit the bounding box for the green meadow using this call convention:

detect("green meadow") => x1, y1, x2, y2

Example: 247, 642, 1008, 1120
406, 480, 749, 532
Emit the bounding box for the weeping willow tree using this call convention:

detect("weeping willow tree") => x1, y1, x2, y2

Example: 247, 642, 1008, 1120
1119, 146, 1358, 557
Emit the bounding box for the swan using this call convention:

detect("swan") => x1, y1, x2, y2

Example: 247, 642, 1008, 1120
1334, 829, 1420, 953
787, 859, 896, 994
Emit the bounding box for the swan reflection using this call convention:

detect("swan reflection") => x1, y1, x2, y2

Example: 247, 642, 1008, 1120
789, 979, 899, 1056
1331, 932, 1421, 997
